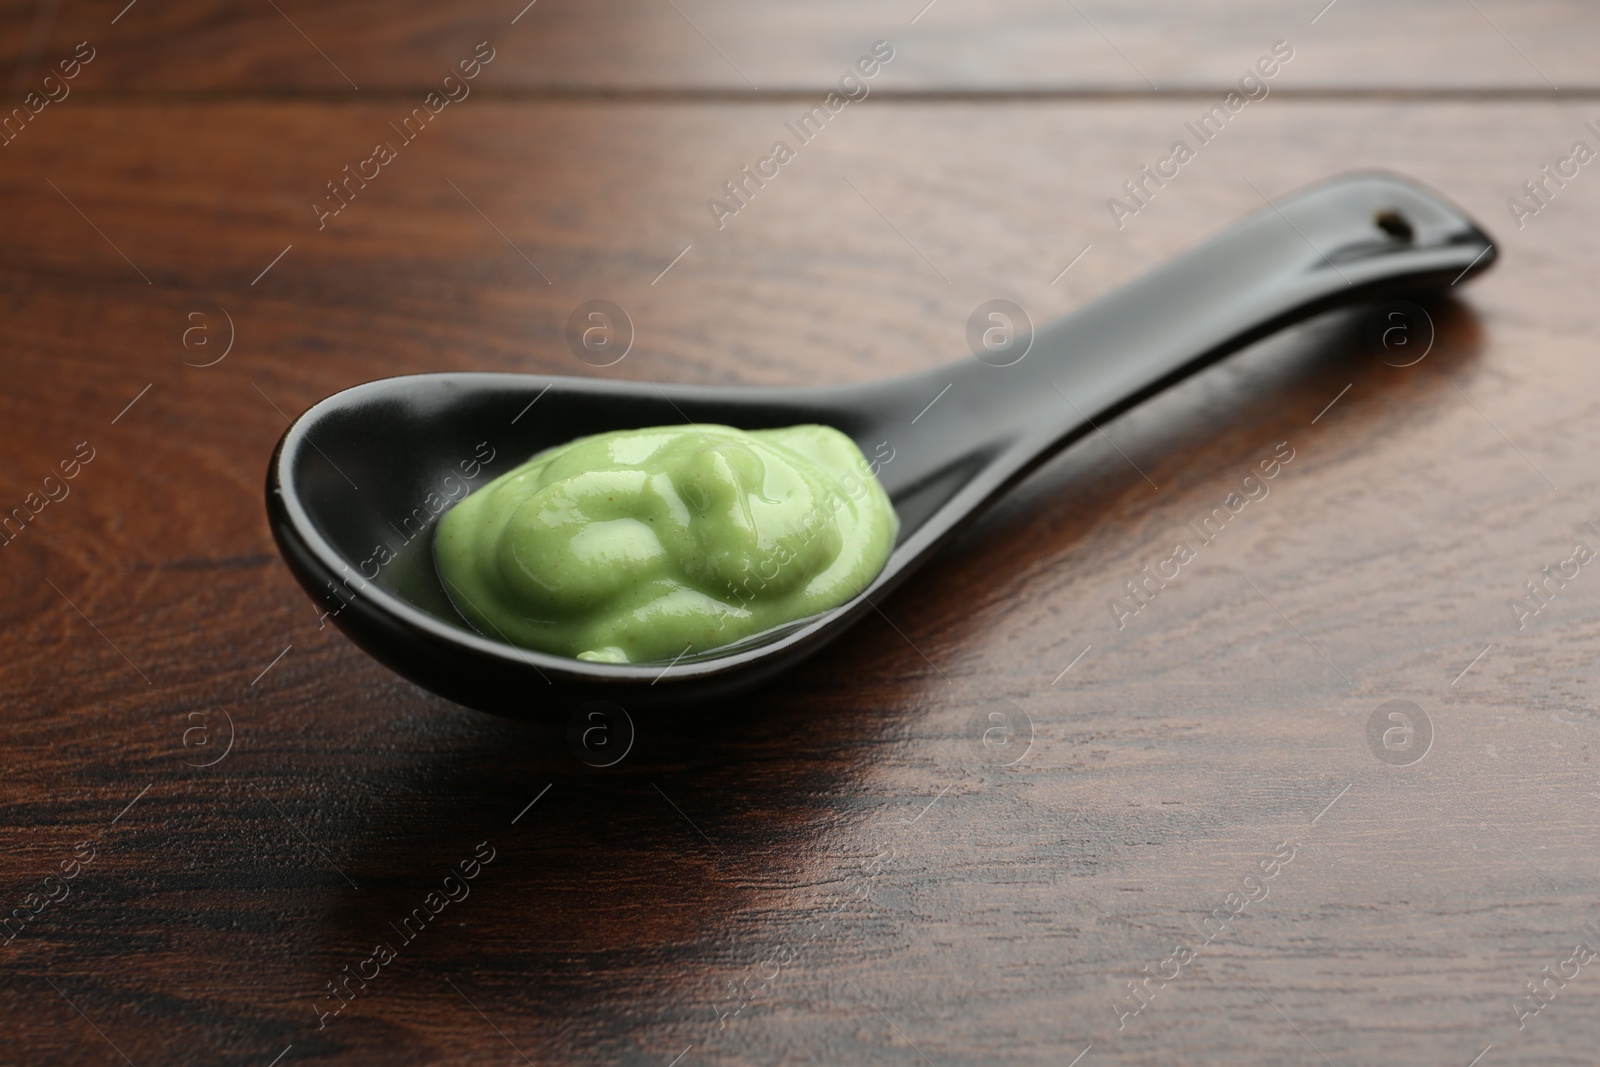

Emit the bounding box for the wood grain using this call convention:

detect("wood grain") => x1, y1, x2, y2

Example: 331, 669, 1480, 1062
5, 3, 1600, 1065
1, 0, 1596, 94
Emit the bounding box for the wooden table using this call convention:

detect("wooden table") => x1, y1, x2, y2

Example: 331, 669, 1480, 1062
4, 1, 1599, 1063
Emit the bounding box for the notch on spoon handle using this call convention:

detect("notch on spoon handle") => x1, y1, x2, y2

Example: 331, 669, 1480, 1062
868, 172, 1495, 500
1043, 171, 1494, 421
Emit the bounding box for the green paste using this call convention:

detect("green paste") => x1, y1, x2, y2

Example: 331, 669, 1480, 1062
434, 424, 898, 664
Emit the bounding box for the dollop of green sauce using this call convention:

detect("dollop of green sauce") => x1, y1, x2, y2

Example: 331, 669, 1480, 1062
435, 424, 898, 664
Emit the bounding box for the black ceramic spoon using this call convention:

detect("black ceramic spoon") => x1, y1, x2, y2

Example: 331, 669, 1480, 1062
268, 172, 1494, 718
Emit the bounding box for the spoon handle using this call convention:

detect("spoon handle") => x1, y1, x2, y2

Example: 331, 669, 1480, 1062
862, 172, 1494, 501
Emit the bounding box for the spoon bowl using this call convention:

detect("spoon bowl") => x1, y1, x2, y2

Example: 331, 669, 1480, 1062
267, 172, 1495, 717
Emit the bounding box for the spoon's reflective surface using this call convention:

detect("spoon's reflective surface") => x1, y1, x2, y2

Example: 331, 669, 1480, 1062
267, 172, 1495, 718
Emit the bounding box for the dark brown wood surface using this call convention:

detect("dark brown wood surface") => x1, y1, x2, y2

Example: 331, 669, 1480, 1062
4, 0, 1600, 91
4, 1, 1600, 1065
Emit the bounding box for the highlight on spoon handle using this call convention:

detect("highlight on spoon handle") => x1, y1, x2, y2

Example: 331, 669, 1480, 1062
866, 172, 1495, 503
1040, 171, 1495, 423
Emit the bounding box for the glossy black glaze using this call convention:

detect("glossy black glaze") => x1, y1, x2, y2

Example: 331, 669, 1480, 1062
266, 172, 1495, 718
